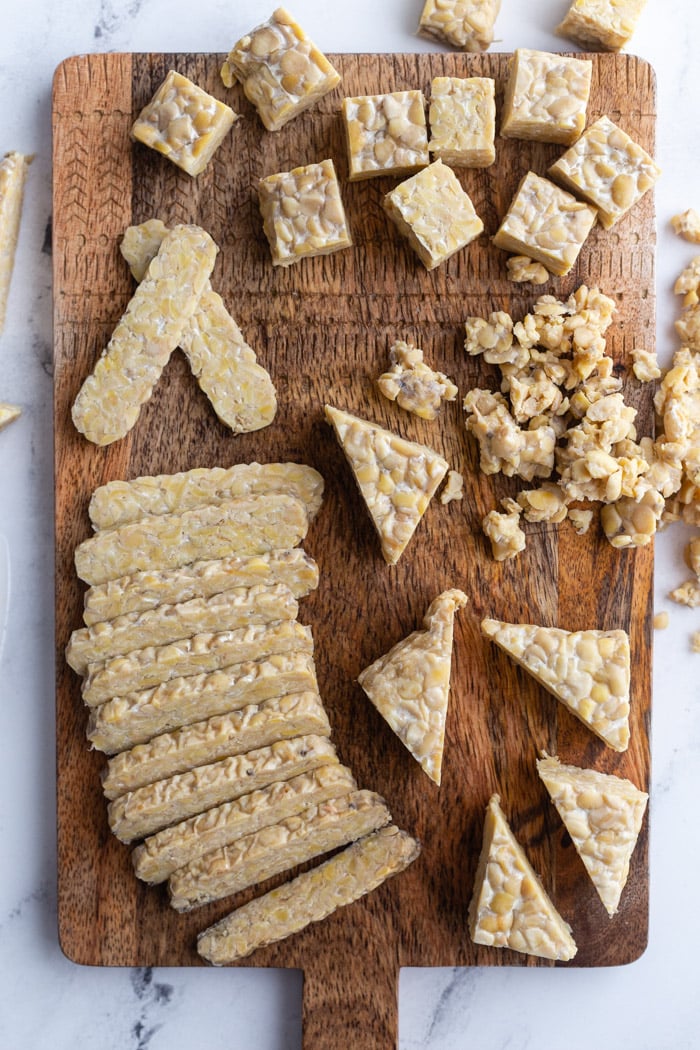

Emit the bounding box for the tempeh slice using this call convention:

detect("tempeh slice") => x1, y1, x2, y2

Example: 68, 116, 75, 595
72, 224, 217, 446
88, 462, 324, 532
133, 764, 357, 883
84, 624, 316, 712
67, 583, 298, 674
102, 691, 331, 799
87, 644, 316, 749
0, 152, 32, 336
107, 733, 338, 843
82, 548, 319, 626
120, 220, 277, 433
169, 789, 391, 911
197, 825, 421, 964
74, 494, 309, 585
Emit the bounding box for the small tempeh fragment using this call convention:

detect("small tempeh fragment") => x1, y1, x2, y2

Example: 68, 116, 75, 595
102, 691, 331, 799
169, 789, 392, 911
107, 733, 338, 843
67, 583, 298, 675
71, 225, 217, 446
120, 220, 277, 433
75, 494, 309, 586
197, 825, 421, 964
0, 403, 21, 431
88, 462, 324, 532
0, 152, 32, 335
132, 764, 357, 884
84, 623, 316, 713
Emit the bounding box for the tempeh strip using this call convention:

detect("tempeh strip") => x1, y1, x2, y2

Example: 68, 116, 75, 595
72, 224, 217, 445
133, 764, 357, 884
87, 644, 316, 748
82, 548, 319, 626
67, 583, 298, 674
169, 790, 392, 911
88, 462, 324, 532
74, 494, 309, 585
120, 220, 277, 434
197, 825, 421, 963
0, 152, 32, 335
107, 734, 338, 843
102, 691, 331, 799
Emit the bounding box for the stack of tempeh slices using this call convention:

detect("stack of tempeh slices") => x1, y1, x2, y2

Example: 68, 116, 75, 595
67, 461, 420, 963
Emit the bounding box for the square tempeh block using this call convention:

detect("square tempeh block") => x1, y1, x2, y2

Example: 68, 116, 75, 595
342, 91, 429, 182
557, 0, 648, 52
418, 0, 502, 52
428, 76, 496, 168
258, 159, 352, 267
501, 49, 592, 145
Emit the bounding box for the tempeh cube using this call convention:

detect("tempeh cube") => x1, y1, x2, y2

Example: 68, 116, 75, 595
501, 49, 592, 145
342, 91, 429, 181
557, 0, 648, 52
0, 152, 32, 335
549, 116, 661, 229
221, 7, 341, 132
71, 224, 217, 446
258, 159, 352, 267
428, 77, 496, 168
493, 172, 597, 277
383, 159, 483, 270
418, 0, 501, 52
131, 71, 237, 177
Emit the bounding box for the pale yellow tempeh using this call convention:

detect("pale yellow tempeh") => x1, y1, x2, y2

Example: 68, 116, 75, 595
0, 152, 32, 335
120, 220, 277, 433
169, 789, 391, 911
358, 589, 467, 785
84, 624, 316, 714
0, 403, 21, 431
133, 764, 357, 883
537, 754, 648, 916
88, 462, 324, 532
67, 583, 298, 675
75, 494, 309, 586
82, 548, 319, 626
103, 691, 331, 799
71, 225, 217, 446
469, 794, 577, 961
107, 733, 338, 843
197, 825, 420, 964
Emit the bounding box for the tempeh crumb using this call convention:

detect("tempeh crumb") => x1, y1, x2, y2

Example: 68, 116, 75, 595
441, 470, 464, 504
653, 611, 669, 630
671, 209, 700, 244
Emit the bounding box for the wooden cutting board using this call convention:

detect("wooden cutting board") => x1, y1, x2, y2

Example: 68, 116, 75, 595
53, 50, 655, 1048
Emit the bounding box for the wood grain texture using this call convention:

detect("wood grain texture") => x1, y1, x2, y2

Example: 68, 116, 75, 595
53, 50, 656, 1047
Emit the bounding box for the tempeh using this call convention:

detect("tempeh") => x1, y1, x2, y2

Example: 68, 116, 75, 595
0, 152, 32, 335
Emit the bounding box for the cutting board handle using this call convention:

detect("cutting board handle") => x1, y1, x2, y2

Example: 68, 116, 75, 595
302, 951, 399, 1049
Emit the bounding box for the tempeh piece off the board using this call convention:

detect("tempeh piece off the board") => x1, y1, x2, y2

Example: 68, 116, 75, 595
82, 548, 319, 626
132, 764, 357, 884
88, 462, 324, 531
71, 224, 217, 445
102, 691, 331, 798
120, 220, 277, 433
74, 494, 309, 585
197, 825, 421, 964
107, 734, 338, 843
66, 583, 299, 674
0, 151, 32, 335
169, 790, 392, 911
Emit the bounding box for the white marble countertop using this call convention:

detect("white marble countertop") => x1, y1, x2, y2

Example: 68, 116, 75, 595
1, 1, 698, 1047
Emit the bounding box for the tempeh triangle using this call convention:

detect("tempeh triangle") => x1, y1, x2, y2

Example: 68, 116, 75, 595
358, 589, 467, 785
537, 754, 648, 916
481, 618, 630, 751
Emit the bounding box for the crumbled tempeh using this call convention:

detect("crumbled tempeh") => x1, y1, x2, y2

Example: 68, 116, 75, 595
428, 77, 496, 167
601, 487, 664, 549
675, 305, 700, 350
631, 347, 661, 382
131, 71, 237, 177
537, 754, 647, 916
482, 509, 526, 561
482, 618, 631, 751
418, 0, 501, 52
358, 589, 467, 785
342, 91, 429, 181
169, 790, 391, 911
197, 825, 420, 964
469, 795, 577, 961
377, 341, 457, 420
501, 49, 592, 145
506, 256, 550, 286
441, 470, 464, 504
685, 536, 700, 576
516, 483, 568, 524
692, 632, 700, 653
465, 312, 518, 365
220, 7, 340, 132
568, 507, 594, 534
258, 159, 352, 266
549, 116, 661, 230
324, 405, 448, 564
653, 611, 669, 630
671, 209, 700, 244
673, 256, 700, 305
669, 579, 700, 608
0, 152, 32, 335
0, 402, 21, 431
557, 0, 649, 52
464, 389, 555, 482
383, 159, 483, 270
